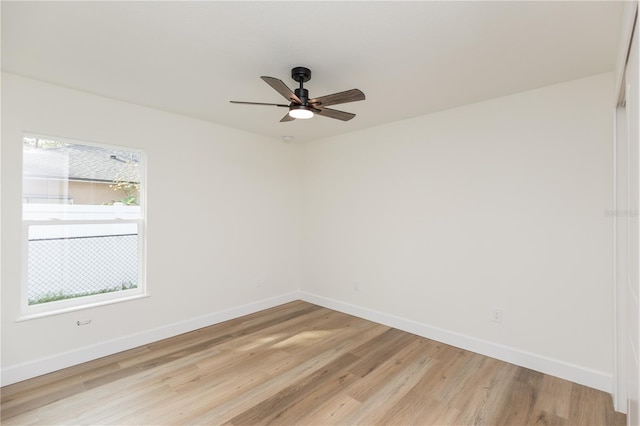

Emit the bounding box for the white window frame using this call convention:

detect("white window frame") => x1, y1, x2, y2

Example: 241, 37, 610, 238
19, 134, 148, 320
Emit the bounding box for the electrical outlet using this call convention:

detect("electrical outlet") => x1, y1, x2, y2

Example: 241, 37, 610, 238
491, 309, 503, 323
353, 281, 359, 291
256, 279, 263, 288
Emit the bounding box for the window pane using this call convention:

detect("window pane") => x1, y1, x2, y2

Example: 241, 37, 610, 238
27, 223, 139, 305
22, 135, 145, 311
23, 136, 142, 219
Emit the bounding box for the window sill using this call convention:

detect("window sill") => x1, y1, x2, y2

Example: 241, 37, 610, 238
16, 292, 150, 322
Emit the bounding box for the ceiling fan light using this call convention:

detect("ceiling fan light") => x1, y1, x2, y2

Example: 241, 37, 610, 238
289, 106, 314, 119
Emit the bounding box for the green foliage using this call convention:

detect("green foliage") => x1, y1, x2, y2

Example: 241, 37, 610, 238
28, 282, 137, 305
103, 159, 140, 206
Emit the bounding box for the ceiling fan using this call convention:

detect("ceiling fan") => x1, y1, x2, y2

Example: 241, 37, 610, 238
230, 67, 365, 122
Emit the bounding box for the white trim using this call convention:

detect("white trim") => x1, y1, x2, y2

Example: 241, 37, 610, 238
0, 292, 300, 386
300, 291, 612, 393
614, 2, 639, 106
1, 292, 613, 392
614, 104, 630, 413
613, 1, 638, 414
2, 290, 614, 392
20, 133, 149, 319
16, 292, 151, 322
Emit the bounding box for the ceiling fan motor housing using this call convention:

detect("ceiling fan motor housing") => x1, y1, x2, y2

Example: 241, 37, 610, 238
294, 88, 310, 105
291, 66, 311, 83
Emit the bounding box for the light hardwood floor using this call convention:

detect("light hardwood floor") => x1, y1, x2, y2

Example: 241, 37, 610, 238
1, 301, 626, 425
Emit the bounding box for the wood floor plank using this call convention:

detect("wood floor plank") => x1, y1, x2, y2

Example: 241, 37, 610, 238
347, 328, 416, 379
0, 301, 625, 425
568, 384, 614, 426
228, 352, 361, 425
343, 337, 432, 403
341, 354, 435, 425
298, 392, 363, 425
533, 374, 574, 419
492, 367, 545, 425
450, 360, 519, 425
182, 328, 384, 424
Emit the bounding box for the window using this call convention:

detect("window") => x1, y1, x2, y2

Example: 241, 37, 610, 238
22, 135, 146, 317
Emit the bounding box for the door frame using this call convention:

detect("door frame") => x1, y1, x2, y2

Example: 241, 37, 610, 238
613, 1, 639, 416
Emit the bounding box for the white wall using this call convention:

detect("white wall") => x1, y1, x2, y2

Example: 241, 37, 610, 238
301, 73, 614, 390
1, 73, 302, 384
1, 72, 616, 394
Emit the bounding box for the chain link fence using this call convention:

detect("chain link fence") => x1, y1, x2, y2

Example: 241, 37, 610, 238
28, 233, 138, 304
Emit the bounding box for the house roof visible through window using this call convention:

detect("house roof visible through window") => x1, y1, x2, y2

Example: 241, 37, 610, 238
23, 138, 141, 183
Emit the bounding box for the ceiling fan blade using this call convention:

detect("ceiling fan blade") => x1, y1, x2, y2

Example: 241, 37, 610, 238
280, 112, 295, 122
309, 89, 365, 107
313, 107, 356, 121
261, 76, 302, 104
230, 101, 289, 107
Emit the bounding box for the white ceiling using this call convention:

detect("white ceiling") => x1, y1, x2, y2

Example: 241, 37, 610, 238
1, 1, 624, 143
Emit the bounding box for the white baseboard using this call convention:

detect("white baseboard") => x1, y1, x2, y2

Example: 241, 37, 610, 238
299, 291, 613, 393
2, 291, 613, 394
1, 292, 300, 386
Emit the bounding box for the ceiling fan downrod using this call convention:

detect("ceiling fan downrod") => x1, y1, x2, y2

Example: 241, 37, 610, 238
292, 66, 311, 106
